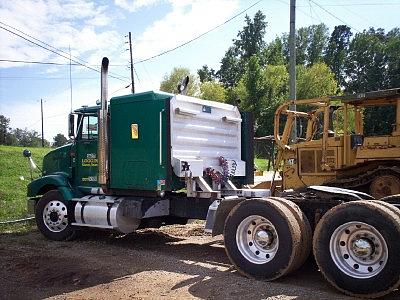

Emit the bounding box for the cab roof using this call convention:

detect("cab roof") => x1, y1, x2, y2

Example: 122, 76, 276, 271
332, 88, 400, 106
74, 105, 99, 114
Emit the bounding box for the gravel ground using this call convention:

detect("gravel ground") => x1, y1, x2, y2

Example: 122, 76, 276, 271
0, 224, 399, 300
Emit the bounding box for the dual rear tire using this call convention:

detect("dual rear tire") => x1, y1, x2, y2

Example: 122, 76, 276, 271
224, 198, 400, 298
313, 200, 400, 298
223, 198, 311, 280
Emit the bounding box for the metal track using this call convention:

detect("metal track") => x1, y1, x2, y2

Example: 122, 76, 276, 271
326, 166, 400, 190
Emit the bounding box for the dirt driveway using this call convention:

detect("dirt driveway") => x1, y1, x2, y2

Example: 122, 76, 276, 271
0, 224, 399, 300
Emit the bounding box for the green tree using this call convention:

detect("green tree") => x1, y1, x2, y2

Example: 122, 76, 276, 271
234, 61, 338, 136
11, 128, 49, 147
218, 46, 244, 88
344, 28, 400, 136
386, 28, 400, 88
281, 24, 329, 66
199, 81, 227, 103
297, 62, 339, 100
234, 10, 267, 60
296, 27, 309, 65
257, 64, 289, 136
325, 25, 352, 87
345, 28, 387, 92
53, 133, 68, 148
234, 57, 289, 135
160, 67, 199, 96
240, 56, 265, 122
0, 115, 11, 145
308, 24, 329, 65
218, 11, 268, 88
263, 37, 285, 66
197, 65, 216, 83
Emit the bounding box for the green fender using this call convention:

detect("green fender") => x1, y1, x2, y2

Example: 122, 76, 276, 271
27, 173, 74, 201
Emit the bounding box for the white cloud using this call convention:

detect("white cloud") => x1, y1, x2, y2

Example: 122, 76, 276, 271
0, 0, 121, 69
114, 0, 164, 12
0, 0, 241, 140
132, 0, 240, 61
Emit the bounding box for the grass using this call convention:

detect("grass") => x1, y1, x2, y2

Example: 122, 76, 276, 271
0, 145, 50, 230
254, 158, 272, 172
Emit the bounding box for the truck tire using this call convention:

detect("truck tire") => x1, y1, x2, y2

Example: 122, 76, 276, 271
35, 190, 76, 241
379, 194, 400, 205
269, 197, 312, 273
313, 200, 400, 298
224, 198, 301, 280
371, 200, 400, 218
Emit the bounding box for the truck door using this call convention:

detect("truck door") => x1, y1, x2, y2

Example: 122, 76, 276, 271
74, 114, 99, 188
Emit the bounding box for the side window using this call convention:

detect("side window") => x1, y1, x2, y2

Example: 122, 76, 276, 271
81, 115, 98, 140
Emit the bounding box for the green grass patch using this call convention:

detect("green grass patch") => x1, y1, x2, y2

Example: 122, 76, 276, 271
0, 145, 50, 225
254, 158, 272, 172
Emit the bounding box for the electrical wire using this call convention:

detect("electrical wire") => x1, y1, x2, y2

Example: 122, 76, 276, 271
0, 25, 129, 81
0, 76, 98, 80
0, 21, 129, 78
298, 3, 400, 7
309, 0, 361, 33
0, 59, 78, 65
133, 0, 264, 65
0, 59, 128, 66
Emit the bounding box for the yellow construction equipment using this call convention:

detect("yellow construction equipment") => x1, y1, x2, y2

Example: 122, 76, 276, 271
274, 88, 400, 198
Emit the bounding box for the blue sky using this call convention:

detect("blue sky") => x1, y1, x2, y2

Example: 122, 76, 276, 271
0, 0, 399, 141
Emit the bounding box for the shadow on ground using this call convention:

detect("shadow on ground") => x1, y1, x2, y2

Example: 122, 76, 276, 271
0, 227, 398, 300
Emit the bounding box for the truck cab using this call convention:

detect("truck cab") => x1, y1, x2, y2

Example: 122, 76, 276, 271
27, 105, 101, 202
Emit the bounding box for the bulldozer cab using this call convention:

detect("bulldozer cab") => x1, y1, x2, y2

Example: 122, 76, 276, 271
274, 88, 400, 198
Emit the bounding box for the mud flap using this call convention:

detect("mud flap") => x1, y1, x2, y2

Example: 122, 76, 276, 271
205, 197, 245, 236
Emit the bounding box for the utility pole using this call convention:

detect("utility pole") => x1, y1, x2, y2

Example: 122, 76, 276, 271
128, 32, 135, 94
289, 0, 297, 142
40, 98, 44, 147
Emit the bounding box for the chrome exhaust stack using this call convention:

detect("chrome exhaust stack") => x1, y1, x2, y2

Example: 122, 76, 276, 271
98, 57, 109, 186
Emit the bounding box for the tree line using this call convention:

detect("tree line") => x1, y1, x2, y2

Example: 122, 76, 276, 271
0, 115, 68, 148
160, 11, 400, 137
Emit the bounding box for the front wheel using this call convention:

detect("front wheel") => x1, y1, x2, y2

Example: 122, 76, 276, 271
35, 190, 76, 241
313, 200, 400, 298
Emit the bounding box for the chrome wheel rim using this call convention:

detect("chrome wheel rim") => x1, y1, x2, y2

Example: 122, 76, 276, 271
236, 215, 279, 264
330, 221, 388, 279
42, 200, 69, 232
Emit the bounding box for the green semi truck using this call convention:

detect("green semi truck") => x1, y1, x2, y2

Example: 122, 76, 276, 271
25, 58, 400, 298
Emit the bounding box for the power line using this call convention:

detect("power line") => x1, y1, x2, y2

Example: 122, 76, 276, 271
309, 0, 361, 33
298, 3, 400, 7
0, 76, 98, 80
0, 25, 129, 81
0, 59, 128, 66
0, 59, 77, 66
133, 0, 264, 65
0, 21, 89, 66
0, 21, 129, 79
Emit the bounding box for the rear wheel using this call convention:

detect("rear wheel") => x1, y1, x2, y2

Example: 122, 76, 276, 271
35, 190, 76, 241
224, 198, 301, 280
269, 197, 312, 273
313, 201, 400, 298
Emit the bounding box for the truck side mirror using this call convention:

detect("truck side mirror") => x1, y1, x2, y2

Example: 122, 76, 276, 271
68, 113, 75, 138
